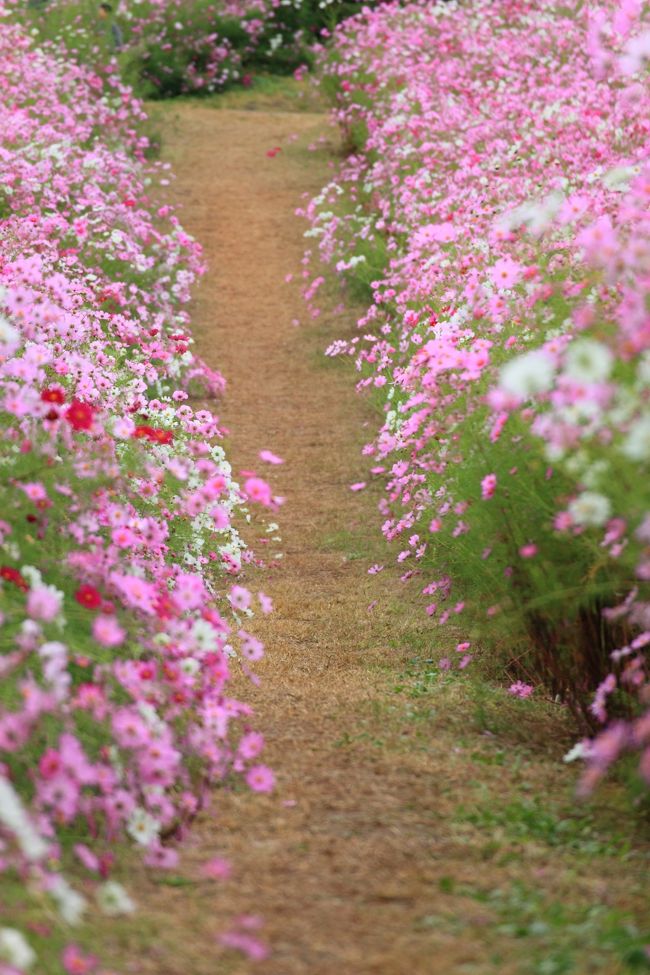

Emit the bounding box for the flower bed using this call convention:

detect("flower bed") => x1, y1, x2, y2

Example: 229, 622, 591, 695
304, 0, 650, 793
9, 0, 385, 98
0, 12, 276, 972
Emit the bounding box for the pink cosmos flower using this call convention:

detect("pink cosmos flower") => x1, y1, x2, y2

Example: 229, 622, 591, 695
519, 543, 538, 558
490, 257, 524, 290
27, 585, 62, 623
111, 526, 136, 549
219, 930, 270, 962
259, 449, 284, 465
245, 765, 275, 793
74, 844, 99, 873
229, 585, 252, 612
239, 732, 264, 760
62, 945, 98, 974
110, 573, 157, 615
111, 709, 150, 749
243, 477, 273, 506
509, 681, 534, 699
238, 630, 264, 662
20, 481, 47, 502
173, 572, 206, 611
144, 844, 179, 870
92, 615, 125, 648
202, 857, 232, 880
212, 506, 230, 530
480, 474, 497, 500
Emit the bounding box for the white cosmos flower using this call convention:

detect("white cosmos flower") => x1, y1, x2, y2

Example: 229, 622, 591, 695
0, 928, 36, 969
19, 565, 42, 587
601, 165, 638, 191
191, 618, 218, 653
621, 414, 650, 461
568, 491, 612, 527
127, 807, 160, 846
136, 703, 165, 734
563, 742, 589, 763
499, 349, 556, 400
637, 353, 650, 385
180, 657, 200, 676
582, 460, 609, 489
0, 315, 20, 348
49, 875, 87, 925
97, 881, 136, 916
564, 338, 613, 383
0, 778, 49, 862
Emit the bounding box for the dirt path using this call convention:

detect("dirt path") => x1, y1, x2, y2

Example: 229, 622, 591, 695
155, 103, 451, 975
113, 100, 648, 975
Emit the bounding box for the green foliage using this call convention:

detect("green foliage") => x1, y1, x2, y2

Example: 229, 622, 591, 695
481, 884, 650, 975
456, 798, 627, 856
11, 0, 388, 100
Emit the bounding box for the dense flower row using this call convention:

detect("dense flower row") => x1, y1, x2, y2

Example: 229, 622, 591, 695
303, 0, 650, 792
0, 13, 276, 972
11, 0, 373, 98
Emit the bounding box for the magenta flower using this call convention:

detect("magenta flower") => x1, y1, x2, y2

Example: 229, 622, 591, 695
245, 765, 275, 794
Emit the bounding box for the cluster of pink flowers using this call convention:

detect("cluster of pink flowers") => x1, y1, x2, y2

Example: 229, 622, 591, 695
0, 11, 277, 969
303, 0, 650, 791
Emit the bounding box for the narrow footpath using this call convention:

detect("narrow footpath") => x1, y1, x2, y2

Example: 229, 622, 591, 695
116, 99, 648, 975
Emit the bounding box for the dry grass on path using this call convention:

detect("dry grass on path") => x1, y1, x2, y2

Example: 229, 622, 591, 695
101, 88, 649, 975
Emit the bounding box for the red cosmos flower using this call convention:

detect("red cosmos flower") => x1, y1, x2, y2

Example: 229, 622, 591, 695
133, 426, 173, 445
65, 399, 95, 432
98, 852, 114, 879
75, 584, 102, 610
41, 387, 65, 405
149, 428, 173, 445
0, 566, 28, 590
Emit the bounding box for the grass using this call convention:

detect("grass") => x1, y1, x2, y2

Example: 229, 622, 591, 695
148, 72, 323, 114
324, 627, 649, 973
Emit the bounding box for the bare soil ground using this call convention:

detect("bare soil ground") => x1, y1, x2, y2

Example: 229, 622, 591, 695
104, 95, 648, 975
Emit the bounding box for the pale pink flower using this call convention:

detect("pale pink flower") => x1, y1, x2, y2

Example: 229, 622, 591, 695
27, 585, 62, 623
490, 257, 524, 290
202, 857, 232, 880
229, 585, 251, 612
92, 615, 125, 648
259, 449, 284, 465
